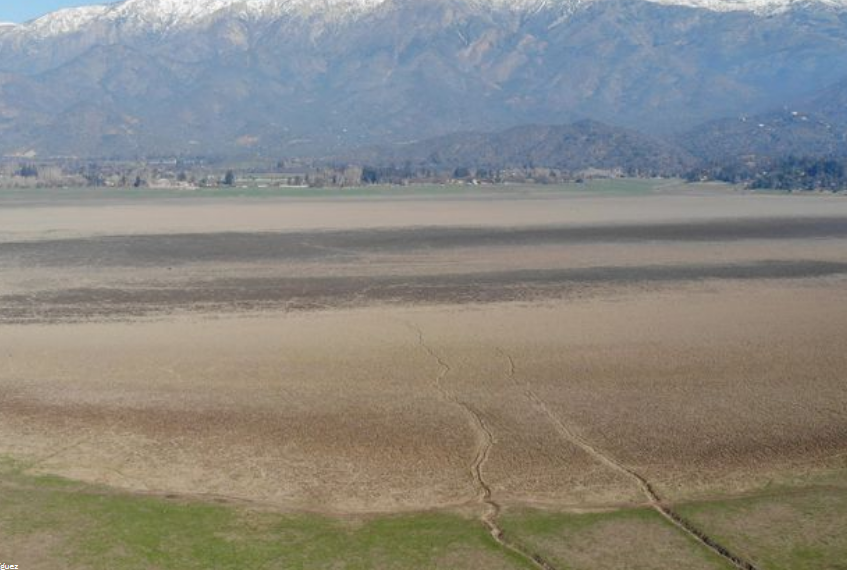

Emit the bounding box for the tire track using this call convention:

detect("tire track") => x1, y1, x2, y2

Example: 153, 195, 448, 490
406, 322, 558, 570
498, 349, 761, 570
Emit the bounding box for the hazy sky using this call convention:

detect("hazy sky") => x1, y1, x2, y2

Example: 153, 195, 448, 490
0, 1, 114, 23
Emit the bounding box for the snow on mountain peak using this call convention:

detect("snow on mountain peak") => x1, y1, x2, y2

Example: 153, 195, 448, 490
26, 5, 111, 37
643, 0, 847, 13
8, 0, 847, 39
19, 0, 394, 35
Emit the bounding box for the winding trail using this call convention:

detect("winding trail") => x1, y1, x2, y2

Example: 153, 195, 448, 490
498, 349, 761, 570
407, 322, 558, 570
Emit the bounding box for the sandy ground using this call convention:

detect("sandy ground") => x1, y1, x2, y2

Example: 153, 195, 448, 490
0, 187, 846, 517
1, 188, 847, 242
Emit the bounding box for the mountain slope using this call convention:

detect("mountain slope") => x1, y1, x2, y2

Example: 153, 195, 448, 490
350, 120, 697, 173
680, 77, 847, 161
0, 0, 847, 158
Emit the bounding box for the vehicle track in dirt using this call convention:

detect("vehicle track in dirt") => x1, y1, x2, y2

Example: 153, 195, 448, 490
407, 323, 559, 570
498, 349, 761, 570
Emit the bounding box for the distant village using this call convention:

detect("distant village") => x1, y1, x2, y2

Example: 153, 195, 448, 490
0, 157, 624, 190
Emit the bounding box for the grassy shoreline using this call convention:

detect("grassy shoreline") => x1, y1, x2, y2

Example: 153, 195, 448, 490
3, 458, 847, 569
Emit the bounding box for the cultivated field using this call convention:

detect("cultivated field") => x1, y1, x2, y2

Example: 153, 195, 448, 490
1, 181, 846, 569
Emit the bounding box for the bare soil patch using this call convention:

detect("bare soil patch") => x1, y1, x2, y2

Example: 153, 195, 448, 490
1, 281, 845, 513
1, 189, 846, 567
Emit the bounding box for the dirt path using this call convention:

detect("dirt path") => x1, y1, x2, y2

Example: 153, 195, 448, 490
407, 323, 559, 570
498, 350, 761, 570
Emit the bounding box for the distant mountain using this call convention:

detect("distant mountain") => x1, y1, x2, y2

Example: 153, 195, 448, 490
679, 77, 847, 161
1, 0, 847, 158
349, 120, 697, 173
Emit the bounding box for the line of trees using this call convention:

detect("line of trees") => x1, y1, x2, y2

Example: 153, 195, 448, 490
749, 157, 846, 191
686, 156, 847, 192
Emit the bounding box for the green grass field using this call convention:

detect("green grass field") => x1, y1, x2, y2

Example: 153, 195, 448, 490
3, 458, 847, 569
499, 507, 734, 570
677, 485, 847, 570
0, 459, 529, 570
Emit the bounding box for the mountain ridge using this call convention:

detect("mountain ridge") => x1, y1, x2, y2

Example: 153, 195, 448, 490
6, 0, 847, 38
680, 76, 847, 161
1, 0, 846, 159
346, 120, 697, 174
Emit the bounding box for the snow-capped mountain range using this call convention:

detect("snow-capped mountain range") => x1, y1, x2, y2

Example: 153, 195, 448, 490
9, 0, 389, 38
0, 0, 845, 158
4, 0, 847, 38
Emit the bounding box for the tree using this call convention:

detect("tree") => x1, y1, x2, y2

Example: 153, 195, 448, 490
84, 163, 105, 187
223, 170, 236, 186
453, 166, 471, 179
18, 164, 39, 178
361, 166, 379, 184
